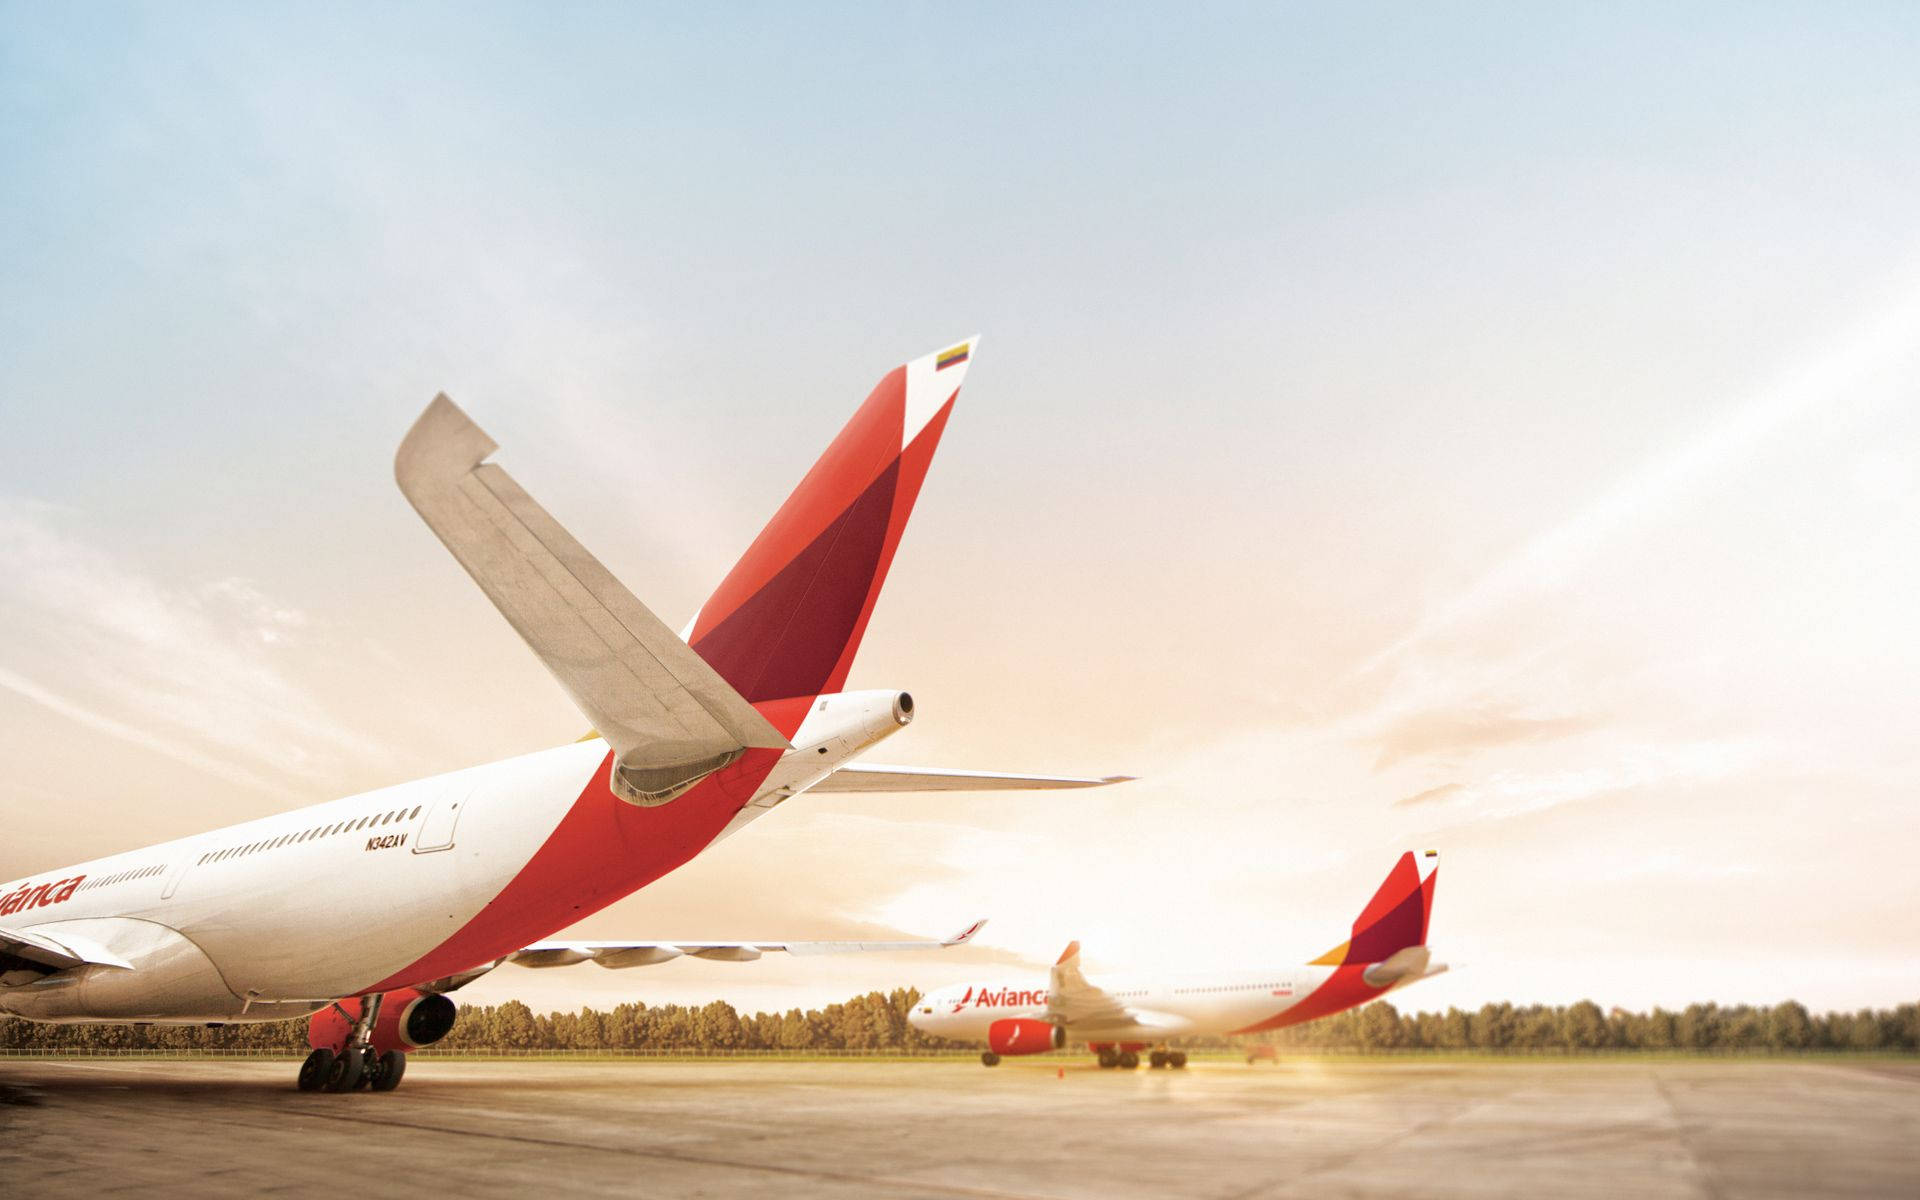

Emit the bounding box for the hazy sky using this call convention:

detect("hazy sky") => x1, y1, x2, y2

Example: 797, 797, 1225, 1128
4, 4, 1918, 1016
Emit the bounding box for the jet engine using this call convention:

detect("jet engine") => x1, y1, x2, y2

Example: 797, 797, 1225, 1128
987, 1018, 1065, 1056
308, 987, 457, 1054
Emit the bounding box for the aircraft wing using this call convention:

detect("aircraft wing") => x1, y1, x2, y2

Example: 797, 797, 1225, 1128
807, 764, 1133, 793
395, 395, 789, 807
1044, 941, 1137, 1030
505, 919, 987, 969
0, 925, 133, 978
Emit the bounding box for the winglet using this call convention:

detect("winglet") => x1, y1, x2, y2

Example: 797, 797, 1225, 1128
1056, 939, 1081, 966
943, 919, 989, 946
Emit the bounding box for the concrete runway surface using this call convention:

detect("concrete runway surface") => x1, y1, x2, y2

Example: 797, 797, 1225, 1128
2, 1057, 1917, 1198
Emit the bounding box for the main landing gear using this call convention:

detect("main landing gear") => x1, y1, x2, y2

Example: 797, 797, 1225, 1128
297, 993, 408, 1094
1091, 1043, 1185, 1069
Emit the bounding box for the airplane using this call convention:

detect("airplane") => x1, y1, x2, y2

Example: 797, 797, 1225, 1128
909, 851, 1445, 1068
0, 338, 1130, 1093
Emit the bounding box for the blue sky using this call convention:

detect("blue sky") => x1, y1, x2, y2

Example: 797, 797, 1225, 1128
4, 5, 1919, 1013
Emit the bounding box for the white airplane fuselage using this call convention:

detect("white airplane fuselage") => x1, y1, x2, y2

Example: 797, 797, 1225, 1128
0, 689, 904, 1025
909, 852, 1444, 1059
912, 966, 1345, 1043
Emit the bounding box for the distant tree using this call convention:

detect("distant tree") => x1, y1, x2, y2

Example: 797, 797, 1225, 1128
1561, 1001, 1609, 1051
1676, 1003, 1719, 1051
1766, 1002, 1813, 1052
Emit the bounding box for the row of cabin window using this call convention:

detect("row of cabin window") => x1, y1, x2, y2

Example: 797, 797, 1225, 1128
197, 805, 426, 866
76, 864, 164, 891
1170, 983, 1289, 995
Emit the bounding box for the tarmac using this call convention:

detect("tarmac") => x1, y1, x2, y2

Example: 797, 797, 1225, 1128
3, 1056, 1917, 1198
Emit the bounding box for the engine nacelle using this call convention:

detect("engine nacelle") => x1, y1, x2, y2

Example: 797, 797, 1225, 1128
987, 1018, 1065, 1057
308, 988, 458, 1054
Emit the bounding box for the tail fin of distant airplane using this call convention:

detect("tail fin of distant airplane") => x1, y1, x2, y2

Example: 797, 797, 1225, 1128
686, 338, 979, 734
1311, 850, 1439, 966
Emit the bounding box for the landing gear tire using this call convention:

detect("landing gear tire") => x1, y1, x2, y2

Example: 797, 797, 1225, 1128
323, 1047, 365, 1093
1097, 1048, 1119, 1069
1118, 1050, 1140, 1070
297, 1048, 334, 1092
1168, 1051, 1188, 1069
370, 1050, 407, 1091
980, 1052, 1001, 1068
1149, 1050, 1168, 1069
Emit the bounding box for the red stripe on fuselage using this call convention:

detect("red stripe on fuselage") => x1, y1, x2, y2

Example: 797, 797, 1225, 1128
1229, 964, 1379, 1035
361, 746, 781, 993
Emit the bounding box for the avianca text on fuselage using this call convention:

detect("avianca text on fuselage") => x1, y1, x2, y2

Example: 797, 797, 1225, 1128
0, 876, 84, 917
955, 986, 1050, 1011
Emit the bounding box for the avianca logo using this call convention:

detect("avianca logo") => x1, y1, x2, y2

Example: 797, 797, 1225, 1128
0, 876, 84, 916
963, 986, 1049, 1010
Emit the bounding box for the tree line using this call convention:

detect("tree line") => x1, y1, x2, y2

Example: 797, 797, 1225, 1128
3, 992, 1916, 1053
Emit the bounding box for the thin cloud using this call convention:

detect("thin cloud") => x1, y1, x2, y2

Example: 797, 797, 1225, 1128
0, 664, 280, 793
1395, 782, 1465, 808
1370, 704, 1595, 769
1354, 281, 1920, 678
0, 502, 395, 786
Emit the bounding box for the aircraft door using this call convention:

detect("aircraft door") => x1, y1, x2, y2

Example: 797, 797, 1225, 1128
160, 852, 196, 900
413, 784, 471, 854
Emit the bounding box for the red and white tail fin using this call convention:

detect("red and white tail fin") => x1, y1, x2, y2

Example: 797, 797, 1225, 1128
1311, 851, 1440, 966
686, 338, 978, 734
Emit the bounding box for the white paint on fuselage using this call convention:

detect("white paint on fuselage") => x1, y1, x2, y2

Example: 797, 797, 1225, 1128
1, 740, 602, 1019
910, 967, 1341, 1043
0, 689, 911, 1024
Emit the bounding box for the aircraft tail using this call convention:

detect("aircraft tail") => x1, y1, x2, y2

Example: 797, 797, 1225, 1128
1311, 851, 1439, 966
686, 338, 978, 733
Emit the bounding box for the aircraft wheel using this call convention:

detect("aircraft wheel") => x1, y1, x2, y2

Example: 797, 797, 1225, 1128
1118, 1050, 1140, 1069
323, 1047, 365, 1093
297, 1048, 334, 1092
1148, 1050, 1168, 1069
1169, 1051, 1188, 1069
370, 1050, 407, 1091
980, 1052, 1001, 1068
1097, 1048, 1119, 1069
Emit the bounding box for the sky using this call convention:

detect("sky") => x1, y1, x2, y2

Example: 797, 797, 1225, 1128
2, 4, 1918, 1017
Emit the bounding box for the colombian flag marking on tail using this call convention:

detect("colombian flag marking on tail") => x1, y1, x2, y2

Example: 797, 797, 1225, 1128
936, 343, 970, 370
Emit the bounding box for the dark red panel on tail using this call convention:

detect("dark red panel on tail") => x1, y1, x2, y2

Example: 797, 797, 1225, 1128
1343, 851, 1428, 964
691, 459, 900, 703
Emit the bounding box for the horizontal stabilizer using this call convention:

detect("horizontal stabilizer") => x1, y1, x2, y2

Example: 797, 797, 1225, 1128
808, 764, 1133, 793
395, 395, 789, 805
507, 919, 986, 970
